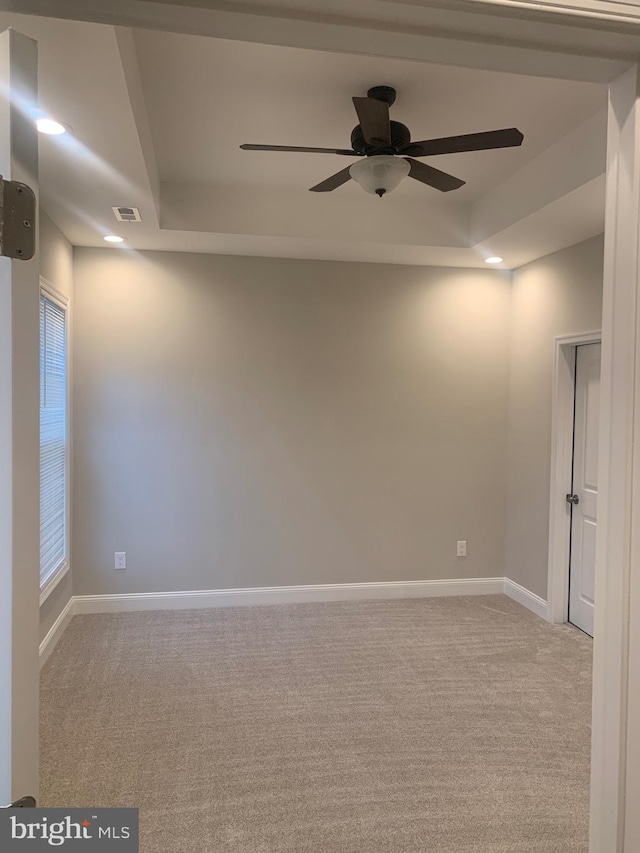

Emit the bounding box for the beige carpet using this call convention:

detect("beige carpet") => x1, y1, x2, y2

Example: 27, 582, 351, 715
40, 595, 593, 853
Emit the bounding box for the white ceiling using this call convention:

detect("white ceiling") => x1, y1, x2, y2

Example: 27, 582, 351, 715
0, 9, 608, 268
134, 31, 602, 202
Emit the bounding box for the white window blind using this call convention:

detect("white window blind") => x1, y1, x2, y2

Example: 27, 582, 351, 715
40, 292, 68, 588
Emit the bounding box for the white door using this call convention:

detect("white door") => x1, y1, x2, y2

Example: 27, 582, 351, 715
0, 28, 40, 803
568, 342, 601, 637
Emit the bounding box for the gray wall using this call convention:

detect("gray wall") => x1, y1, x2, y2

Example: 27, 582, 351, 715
72, 249, 511, 595
71, 237, 605, 601
505, 235, 604, 599
39, 209, 73, 642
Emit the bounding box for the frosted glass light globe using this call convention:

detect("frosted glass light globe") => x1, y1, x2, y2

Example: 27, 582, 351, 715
349, 155, 410, 197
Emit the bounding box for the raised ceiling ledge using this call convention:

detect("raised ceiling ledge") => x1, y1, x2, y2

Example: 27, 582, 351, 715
383, 0, 640, 26
160, 183, 470, 249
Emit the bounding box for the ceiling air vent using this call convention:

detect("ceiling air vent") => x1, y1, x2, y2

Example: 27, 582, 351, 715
112, 206, 142, 223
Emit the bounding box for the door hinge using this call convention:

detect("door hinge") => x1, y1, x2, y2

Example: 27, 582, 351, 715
0, 175, 36, 260
2, 795, 36, 808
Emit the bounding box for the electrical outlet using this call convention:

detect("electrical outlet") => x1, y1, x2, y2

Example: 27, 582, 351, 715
114, 551, 127, 570
456, 540, 467, 557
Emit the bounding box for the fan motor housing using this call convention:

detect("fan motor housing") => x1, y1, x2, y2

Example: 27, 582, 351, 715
351, 121, 411, 156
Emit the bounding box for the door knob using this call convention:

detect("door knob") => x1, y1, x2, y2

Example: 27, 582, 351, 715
566, 493, 580, 505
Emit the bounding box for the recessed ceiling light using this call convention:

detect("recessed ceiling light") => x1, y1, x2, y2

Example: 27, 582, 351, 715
104, 235, 124, 244
485, 256, 504, 264
36, 118, 66, 135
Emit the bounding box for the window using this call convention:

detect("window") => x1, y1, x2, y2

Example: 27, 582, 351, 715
40, 281, 69, 595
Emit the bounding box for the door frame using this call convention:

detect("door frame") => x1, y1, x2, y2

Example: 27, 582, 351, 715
7, 1, 640, 849
0, 28, 40, 803
547, 330, 602, 626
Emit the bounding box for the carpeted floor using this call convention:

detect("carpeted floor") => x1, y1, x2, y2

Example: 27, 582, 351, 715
40, 595, 593, 853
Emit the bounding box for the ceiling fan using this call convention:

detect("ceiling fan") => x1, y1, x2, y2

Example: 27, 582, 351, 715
240, 86, 524, 197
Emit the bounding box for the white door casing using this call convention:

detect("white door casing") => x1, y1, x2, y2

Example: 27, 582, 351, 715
569, 343, 601, 637
591, 64, 640, 853
0, 28, 40, 803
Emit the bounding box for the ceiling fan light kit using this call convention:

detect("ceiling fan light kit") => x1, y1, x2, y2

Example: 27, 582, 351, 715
240, 86, 524, 198
349, 154, 410, 197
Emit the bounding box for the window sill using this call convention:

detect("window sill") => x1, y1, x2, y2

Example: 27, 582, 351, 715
39, 560, 70, 607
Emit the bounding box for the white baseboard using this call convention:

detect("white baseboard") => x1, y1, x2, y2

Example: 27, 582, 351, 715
503, 578, 549, 620
42, 577, 548, 661
39, 596, 74, 668
73, 577, 506, 614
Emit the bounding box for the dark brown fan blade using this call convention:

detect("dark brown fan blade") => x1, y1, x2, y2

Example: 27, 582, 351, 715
405, 128, 524, 157
405, 158, 465, 192
309, 166, 353, 193
352, 97, 391, 146
240, 144, 356, 155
